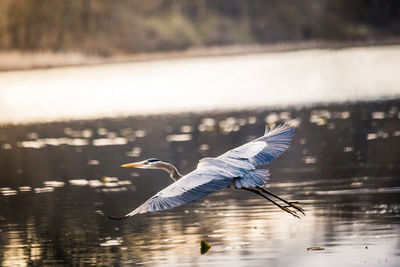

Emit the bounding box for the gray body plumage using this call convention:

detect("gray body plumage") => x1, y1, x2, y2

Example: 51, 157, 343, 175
121, 124, 294, 219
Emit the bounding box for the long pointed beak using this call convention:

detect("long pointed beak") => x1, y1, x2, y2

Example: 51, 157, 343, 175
121, 162, 143, 168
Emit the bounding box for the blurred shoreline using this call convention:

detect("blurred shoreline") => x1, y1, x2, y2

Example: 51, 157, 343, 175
1, 39, 400, 72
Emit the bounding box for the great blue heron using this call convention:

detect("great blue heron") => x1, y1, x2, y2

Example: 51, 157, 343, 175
109, 124, 304, 220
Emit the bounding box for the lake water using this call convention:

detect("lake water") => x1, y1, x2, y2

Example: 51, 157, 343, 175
0, 45, 400, 124
0, 100, 399, 266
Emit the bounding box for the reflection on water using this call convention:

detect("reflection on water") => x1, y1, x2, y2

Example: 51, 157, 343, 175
1, 46, 400, 124
0, 100, 399, 266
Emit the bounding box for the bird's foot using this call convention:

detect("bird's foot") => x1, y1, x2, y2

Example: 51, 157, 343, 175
281, 206, 300, 219
288, 201, 305, 215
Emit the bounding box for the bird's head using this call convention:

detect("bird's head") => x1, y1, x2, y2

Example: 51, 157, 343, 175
121, 158, 162, 169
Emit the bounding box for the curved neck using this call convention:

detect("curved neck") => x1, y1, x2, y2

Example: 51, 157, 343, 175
158, 162, 183, 181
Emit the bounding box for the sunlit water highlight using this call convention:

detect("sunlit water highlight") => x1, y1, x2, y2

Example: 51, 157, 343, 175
0, 46, 400, 123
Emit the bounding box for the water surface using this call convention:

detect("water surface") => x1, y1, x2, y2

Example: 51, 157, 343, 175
1, 45, 399, 123
0, 100, 399, 266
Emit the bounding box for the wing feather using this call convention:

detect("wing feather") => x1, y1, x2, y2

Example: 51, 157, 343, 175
218, 123, 294, 166
117, 170, 232, 219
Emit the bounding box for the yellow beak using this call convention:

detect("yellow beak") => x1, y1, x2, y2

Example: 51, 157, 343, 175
121, 162, 143, 168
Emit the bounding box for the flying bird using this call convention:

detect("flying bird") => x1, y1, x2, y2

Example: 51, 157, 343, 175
109, 124, 304, 220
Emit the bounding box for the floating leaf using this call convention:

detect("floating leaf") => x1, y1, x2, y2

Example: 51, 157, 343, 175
200, 240, 211, 254
307, 246, 325, 251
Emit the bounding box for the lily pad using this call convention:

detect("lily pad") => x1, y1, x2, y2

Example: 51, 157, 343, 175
200, 240, 211, 254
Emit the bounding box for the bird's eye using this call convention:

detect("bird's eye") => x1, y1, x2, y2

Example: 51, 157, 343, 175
144, 161, 149, 165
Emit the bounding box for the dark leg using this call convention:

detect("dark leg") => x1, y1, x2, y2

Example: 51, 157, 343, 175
256, 186, 305, 215
240, 187, 300, 219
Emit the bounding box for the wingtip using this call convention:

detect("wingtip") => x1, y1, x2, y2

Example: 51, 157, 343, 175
264, 123, 277, 134
265, 123, 294, 135
107, 215, 129, 221
264, 124, 269, 135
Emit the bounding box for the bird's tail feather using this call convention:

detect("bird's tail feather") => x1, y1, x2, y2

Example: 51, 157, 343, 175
234, 169, 270, 188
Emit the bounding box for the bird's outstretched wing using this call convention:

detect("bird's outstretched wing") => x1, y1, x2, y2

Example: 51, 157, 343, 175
218, 123, 294, 167
109, 124, 293, 220
108, 158, 268, 220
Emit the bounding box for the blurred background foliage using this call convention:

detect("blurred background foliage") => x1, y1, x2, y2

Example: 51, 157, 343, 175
0, 0, 399, 56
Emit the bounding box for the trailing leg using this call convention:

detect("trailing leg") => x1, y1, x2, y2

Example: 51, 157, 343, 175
256, 186, 305, 215
240, 187, 300, 219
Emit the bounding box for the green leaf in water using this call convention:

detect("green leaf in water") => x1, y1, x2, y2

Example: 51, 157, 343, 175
200, 240, 211, 254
